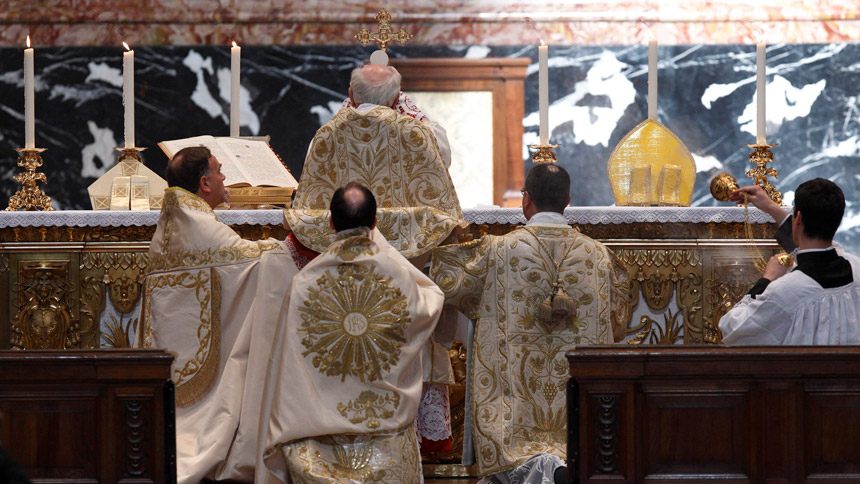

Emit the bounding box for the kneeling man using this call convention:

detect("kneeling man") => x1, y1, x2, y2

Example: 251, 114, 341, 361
258, 182, 445, 484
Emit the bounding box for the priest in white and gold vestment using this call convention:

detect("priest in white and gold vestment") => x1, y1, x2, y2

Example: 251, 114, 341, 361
257, 183, 444, 484
431, 164, 630, 483
286, 63, 468, 450
137, 146, 299, 484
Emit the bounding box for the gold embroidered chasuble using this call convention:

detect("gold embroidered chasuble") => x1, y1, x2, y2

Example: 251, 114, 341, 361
430, 220, 630, 476
258, 227, 445, 484
289, 106, 467, 258
139, 187, 298, 484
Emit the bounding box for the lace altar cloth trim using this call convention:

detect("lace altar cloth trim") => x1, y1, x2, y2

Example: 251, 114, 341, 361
0, 207, 774, 228
0, 210, 284, 228
463, 206, 775, 225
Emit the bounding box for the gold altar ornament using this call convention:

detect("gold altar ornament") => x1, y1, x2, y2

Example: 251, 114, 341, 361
529, 143, 559, 164
710, 172, 740, 202
7, 148, 53, 211
87, 147, 167, 210
355, 9, 412, 52
745, 143, 782, 205
607, 119, 696, 206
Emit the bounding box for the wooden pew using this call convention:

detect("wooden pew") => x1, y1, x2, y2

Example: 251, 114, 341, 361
567, 346, 860, 484
0, 349, 175, 484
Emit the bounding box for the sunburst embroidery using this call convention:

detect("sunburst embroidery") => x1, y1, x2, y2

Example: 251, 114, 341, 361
298, 264, 410, 382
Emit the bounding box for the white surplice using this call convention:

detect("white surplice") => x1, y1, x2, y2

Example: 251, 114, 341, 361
257, 227, 444, 484
138, 187, 299, 484
720, 247, 860, 345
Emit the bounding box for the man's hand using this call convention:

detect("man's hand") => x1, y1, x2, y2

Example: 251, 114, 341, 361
763, 253, 791, 281
729, 185, 788, 222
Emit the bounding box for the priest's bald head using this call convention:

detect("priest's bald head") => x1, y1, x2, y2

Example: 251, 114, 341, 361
348, 64, 402, 108
522, 164, 571, 220
329, 182, 378, 232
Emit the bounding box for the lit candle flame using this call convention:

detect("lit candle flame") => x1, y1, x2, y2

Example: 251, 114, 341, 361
754, 26, 766, 45
123, 41, 131, 51
26, 35, 31, 48
539, 39, 545, 46
232, 41, 238, 48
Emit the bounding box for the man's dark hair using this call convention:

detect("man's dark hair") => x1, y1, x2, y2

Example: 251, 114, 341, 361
330, 182, 377, 232
794, 178, 845, 241
166, 146, 211, 193
523, 163, 571, 213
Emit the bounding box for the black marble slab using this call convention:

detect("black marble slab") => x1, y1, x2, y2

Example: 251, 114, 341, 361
1, 44, 858, 251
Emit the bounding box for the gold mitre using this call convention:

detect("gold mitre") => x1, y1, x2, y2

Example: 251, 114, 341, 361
87, 156, 167, 210
607, 118, 696, 206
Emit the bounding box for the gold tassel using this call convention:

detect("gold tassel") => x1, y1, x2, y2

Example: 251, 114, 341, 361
537, 296, 554, 324
537, 276, 576, 327
551, 283, 576, 322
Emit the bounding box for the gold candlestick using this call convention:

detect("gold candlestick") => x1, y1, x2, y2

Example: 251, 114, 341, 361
529, 143, 559, 164
6, 148, 53, 211
745, 143, 782, 205
116, 146, 145, 165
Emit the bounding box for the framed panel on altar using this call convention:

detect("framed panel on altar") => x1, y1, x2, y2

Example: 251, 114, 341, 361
391, 58, 529, 207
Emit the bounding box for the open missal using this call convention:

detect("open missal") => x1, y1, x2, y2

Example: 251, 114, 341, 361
158, 135, 297, 207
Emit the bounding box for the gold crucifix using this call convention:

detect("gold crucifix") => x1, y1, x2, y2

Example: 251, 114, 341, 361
355, 9, 412, 52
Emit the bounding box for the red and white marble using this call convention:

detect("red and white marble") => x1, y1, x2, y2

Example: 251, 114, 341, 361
2, 0, 860, 46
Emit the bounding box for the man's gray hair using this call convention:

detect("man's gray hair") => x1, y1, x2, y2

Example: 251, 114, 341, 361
350, 66, 401, 107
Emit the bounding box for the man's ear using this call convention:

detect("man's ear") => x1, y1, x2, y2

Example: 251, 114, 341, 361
329, 217, 335, 231
199, 175, 211, 194
348, 87, 356, 107
371, 215, 378, 230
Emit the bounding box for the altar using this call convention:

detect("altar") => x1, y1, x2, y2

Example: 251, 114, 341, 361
0, 206, 779, 351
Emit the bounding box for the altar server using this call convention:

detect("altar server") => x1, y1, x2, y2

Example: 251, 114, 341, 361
257, 183, 444, 484
430, 164, 631, 483
720, 178, 860, 344
137, 146, 299, 483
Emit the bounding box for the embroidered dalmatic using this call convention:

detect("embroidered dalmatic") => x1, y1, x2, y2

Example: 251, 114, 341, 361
138, 187, 298, 484
258, 227, 444, 484
430, 219, 630, 476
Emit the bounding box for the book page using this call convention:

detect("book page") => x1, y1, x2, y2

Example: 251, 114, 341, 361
217, 138, 298, 188
158, 135, 247, 186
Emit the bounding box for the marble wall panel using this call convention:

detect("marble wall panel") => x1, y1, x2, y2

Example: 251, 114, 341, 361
1, 43, 859, 252
2, 1, 860, 46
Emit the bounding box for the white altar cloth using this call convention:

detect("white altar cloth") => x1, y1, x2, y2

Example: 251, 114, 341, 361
0, 206, 775, 228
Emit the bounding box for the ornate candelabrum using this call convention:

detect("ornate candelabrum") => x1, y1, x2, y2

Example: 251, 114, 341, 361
6, 147, 53, 211
529, 143, 559, 164
745, 143, 782, 205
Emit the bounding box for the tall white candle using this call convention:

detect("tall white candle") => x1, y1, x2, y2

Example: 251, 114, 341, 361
756, 41, 767, 145
123, 42, 135, 148
538, 42, 549, 145
231, 41, 241, 137
24, 36, 35, 150
648, 38, 658, 120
